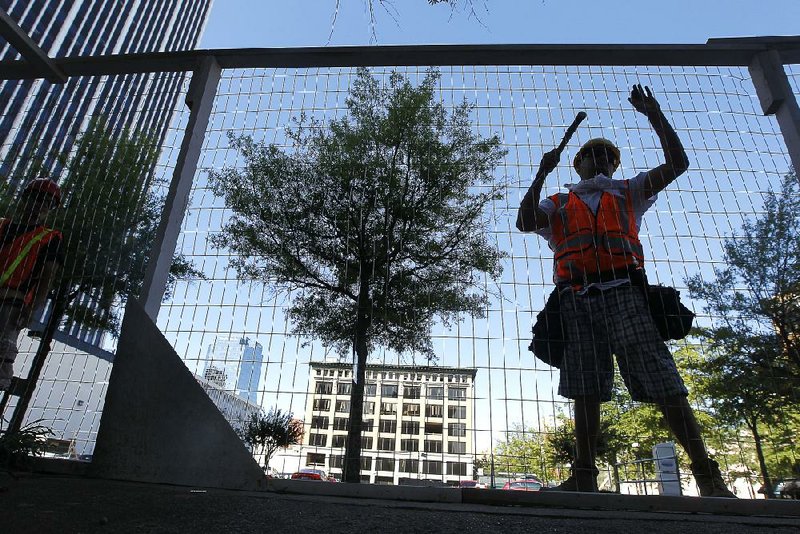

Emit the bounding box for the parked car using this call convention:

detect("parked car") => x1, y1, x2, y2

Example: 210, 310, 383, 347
459, 480, 487, 489
502, 479, 542, 491
290, 468, 331, 481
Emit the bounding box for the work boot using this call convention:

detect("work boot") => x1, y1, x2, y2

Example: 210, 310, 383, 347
691, 458, 737, 498
545, 464, 599, 492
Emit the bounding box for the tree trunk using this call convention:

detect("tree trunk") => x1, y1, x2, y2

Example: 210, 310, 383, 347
610, 451, 621, 493
750, 420, 773, 499
8, 282, 69, 433
343, 279, 371, 483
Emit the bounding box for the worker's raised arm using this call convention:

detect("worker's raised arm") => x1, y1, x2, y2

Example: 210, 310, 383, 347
516, 149, 559, 232
629, 84, 690, 197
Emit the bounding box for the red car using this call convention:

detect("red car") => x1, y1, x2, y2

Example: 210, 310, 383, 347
502, 479, 542, 491
290, 468, 332, 481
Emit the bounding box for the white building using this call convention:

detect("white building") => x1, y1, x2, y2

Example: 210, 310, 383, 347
301, 361, 477, 486
195, 374, 261, 436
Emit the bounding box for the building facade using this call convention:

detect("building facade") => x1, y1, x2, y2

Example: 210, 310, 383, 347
0, 0, 212, 181
195, 373, 261, 436
302, 361, 477, 486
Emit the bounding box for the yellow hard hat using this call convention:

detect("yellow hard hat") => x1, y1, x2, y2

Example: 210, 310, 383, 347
573, 138, 621, 171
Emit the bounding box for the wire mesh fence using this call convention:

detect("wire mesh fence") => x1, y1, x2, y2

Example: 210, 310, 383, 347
1, 51, 798, 498
0, 70, 192, 456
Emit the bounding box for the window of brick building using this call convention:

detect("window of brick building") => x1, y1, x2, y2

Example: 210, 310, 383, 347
333, 417, 349, 431
447, 462, 467, 476
311, 416, 329, 429
425, 422, 443, 435
447, 405, 466, 419
424, 440, 443, 453
404, 385, 421, 399
315, 382, 333, 395
401, 421, 420, 435
379, 419, 397, 433
425, 404, 443, 418
448, 387, 466, 401
309, 433, 327, 447
448, 423, 467, 437
401, 439, 419, 452
381, 384, 399, 398
400, 459, 419, 473
422, 460, 443, 475
377, 437, 396, 451
375, 457, 395, 471
448, 441, 466, 454
402, 403, 420, 416
307, 453, 325, 465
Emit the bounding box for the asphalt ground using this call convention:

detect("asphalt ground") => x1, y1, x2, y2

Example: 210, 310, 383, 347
2, 474, 799, 534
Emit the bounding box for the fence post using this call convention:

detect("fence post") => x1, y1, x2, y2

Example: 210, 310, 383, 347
140, 55, 220, 320
749, 49, 800, 175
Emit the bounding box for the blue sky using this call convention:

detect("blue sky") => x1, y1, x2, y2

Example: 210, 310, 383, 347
171, 1, 800, 457
201, 0, 800, 48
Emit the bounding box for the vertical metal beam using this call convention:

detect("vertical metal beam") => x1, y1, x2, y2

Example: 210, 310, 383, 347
749, 49, 800, 174
140, 56, 220, 320
0, 8, 66, 83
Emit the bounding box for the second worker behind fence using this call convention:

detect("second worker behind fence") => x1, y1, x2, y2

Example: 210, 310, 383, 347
0, 178, 62, 394
516, 84, 736, 498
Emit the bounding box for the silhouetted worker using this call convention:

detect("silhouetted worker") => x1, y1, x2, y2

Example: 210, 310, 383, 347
0, 178, 62, 393
517, 85, 735, 497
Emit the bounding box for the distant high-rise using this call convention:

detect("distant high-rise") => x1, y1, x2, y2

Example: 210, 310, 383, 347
0, 0, 213, 181
204, 336, 264, 404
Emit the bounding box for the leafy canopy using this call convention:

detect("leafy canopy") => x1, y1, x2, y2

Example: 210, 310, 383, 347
210, 68, 507, 362
239, 408, 303, 471
0, 117, 203, 334
686, 172, 799, 408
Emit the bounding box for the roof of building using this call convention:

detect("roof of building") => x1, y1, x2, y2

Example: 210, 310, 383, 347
310, 360, 477, 378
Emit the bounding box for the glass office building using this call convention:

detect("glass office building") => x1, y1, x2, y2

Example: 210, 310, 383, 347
0, 0, 212, 181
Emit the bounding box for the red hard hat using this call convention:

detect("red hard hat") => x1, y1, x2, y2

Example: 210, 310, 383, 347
23, 178, 61, 206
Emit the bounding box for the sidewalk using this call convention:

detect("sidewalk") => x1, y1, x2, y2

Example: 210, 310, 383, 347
2, 473, 799, 534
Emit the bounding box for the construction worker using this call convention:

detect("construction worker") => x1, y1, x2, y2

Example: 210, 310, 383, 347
517, 85, 736, 497
0, 178, 62, 393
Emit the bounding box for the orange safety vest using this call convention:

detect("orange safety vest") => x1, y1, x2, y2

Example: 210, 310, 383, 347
549, 183, 645, 286
0, 218, 61, 305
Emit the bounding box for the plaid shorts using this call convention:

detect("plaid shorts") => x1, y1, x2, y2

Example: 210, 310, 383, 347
558, 284, 688, 402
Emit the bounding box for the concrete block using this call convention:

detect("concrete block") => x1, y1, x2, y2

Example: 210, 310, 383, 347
87, 299, 266, 491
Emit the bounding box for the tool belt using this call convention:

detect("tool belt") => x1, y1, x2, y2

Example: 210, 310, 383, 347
530, 268, 694, 369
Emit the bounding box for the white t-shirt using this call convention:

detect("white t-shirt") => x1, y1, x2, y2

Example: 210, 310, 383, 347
533, 172, 657, 290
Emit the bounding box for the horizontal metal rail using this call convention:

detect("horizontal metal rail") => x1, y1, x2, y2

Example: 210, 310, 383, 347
0, 37, 799, 81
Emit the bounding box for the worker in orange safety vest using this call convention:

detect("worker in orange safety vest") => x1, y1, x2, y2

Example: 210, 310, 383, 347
0, 178, 62, 393
516, 84, 735, 498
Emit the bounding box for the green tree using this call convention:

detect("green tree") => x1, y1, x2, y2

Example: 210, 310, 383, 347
686, 171, 800, 495
1, 116, 203, 334
687, 171, 799, 380
209, 68, 506, 483
1, 117, 203, 432
239, 408, 303, 473
681, 339, 788, 496
493, 425, 548, 477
